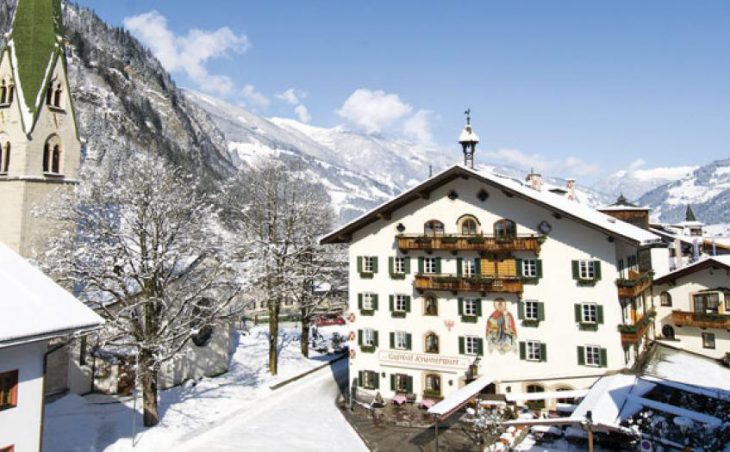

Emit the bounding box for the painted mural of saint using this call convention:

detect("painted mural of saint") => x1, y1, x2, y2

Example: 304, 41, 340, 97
486, 299, 517, 353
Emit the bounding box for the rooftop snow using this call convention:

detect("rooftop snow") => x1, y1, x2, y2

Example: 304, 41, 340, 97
0, 242, 103, 347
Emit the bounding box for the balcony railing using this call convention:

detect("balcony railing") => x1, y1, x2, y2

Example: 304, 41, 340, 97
672, 310, 730, 329
618, 309, 655, 344
397, 234, 541, 253
414, 274, 524, 294
616, 270, 653, 298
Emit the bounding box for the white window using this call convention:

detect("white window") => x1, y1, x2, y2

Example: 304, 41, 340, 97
584, 345, 601, 366
363, 329, 376, 347
581, 303, 597, 323
463, 298, 478, 317
464, 260, 476, 277
394, 257, 406, 274
526, 341, 541, 361
579, 260, 596, 279
424, 257, 437, 274
363, 370, 377, 389
362, 293, 375, 310
522, 259, 538, 278
524, 300, 538, 321
465, 336, 480, 355
394, 331, 408, 350
395, 295, 407, 312
363, 256, 375, 273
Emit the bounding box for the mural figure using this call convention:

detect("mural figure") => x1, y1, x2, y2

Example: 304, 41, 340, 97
486, 299, 517, 353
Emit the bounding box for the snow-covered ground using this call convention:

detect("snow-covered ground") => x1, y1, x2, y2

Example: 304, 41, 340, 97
44, 324, 356, 451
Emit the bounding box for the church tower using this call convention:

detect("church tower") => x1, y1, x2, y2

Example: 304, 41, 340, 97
0, 0, 81, 257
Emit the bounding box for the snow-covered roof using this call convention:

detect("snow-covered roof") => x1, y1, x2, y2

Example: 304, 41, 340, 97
321, 164, 661, 246
569, 373, 643, 428
653, 255, 730, 285
427, 374, 493, 418
640, 343, 730, 394
0, 242, 103, 347
458, 125, 479, 143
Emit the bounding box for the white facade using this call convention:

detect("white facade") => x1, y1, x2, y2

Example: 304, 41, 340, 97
324, 165, 662, 405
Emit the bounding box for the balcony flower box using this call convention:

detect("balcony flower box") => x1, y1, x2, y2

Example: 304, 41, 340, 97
415, 237, 433, 245
360, 345, 376, 353
441, 236, 458, 244
434, 276, 460, 284
466, 236, 486, 244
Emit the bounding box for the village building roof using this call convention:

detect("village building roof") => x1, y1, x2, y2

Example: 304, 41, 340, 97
653, 255, 730, 285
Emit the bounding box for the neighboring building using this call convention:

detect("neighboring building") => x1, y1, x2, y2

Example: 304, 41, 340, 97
0, 242, 103, 452
652, 256, 730, 360
0, 0, 81, 258
321, 120, 666, 407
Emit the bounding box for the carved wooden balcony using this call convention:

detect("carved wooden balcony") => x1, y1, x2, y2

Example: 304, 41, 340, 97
414, 274, 523, 294
616, 270, 653, 298
397, 234, 541, 254
618, 309, 655, 344
672, 310, 730, 329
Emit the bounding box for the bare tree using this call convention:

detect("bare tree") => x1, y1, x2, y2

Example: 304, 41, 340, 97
40, 154, 240, 427
224, 160, 333, 373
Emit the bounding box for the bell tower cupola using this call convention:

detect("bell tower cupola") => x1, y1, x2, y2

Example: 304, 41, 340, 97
458, 108, 479, 169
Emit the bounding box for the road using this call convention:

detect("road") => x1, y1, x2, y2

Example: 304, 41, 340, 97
176, 358, 368, 452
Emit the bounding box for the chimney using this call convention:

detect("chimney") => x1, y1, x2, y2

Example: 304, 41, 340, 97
525, 169, 542, 191
566, 178, 576, 201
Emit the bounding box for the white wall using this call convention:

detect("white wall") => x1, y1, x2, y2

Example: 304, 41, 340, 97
0, 341, 47, 452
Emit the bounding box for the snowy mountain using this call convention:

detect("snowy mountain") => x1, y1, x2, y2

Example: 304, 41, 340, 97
592, 165, 697, 201
638, 159, 730, 224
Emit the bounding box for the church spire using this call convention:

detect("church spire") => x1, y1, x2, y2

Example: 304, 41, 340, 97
458, 109, 479, 169
685, 205, 697, 222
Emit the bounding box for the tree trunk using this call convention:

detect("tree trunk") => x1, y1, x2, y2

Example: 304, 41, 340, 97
140, 352, 159, 427
301, 309, 310, 358
268, 301, 280, 375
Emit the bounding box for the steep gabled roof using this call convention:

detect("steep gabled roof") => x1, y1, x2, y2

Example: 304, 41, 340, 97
685, 205, 698, 222
653, 255, 730, 285
320, 164, 661, 246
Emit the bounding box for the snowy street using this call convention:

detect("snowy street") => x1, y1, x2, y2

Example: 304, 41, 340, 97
175, 358, 367, 452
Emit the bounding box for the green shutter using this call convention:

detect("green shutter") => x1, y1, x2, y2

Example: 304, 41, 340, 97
459, 337, 465, 354
406, 376, 413, 393
404, 258, 411, 274
389, 257, 394, 275
389, 295, 394, 312
577, 346, 585, 365
574, 304, 582, 322
540, 343, 547, 362
435, 257, 442, 274
477, 338, 484, 356
519, 342, 526, 360
418, 257, 424, 274
358, 294, 363, 310
537, 302, 545, 321
405, 296, 411, 312
600, 348, 608, 368
456, 258, 463, 277
518, 301, 524, 320
475, 258, 481, 275
406, 333, 412, 350
373, 372, 380, 389
475, 299, 482, 317
390, 374, 396, 391
458, 298, 464, 316
572, 260, 579, 280
373, 331, 379, 347
390, 332, 395, 349
594, 261, 602, 281
597, 305, 604, 324
357, 257, 363, 273
358, 330, 362, 346
373, 295, 379, 310
372, 257, 378, 274
536, 260, 543, 278
358, 371, 364, 387
516, 258, 523, 277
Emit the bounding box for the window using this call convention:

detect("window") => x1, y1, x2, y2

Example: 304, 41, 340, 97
362, 293, 375, 311
556, 387, 576, 404
581, 303, 597, 323
361, 370, 378, 389
0, 370, 18, 411
0, 142, 9, 173
660, 291, 672, 307
424, 220, 444, 235
394, 295, 407, 312
394, 374, 409, 393
425, 373, 441, 395
394, 331, 408, 350
424, 295, 438, 316
522, 259, 538, 278
702, 332, 716, 349
526, 341, 541, 361
54, 87, 62, 108
584, 345, 601, 367
524, 301, 538, 321
579, 260, 596, 279
42, 136, 63, 174
694, 292, 720, 314
459, 216, 479, 235
494, 219, 516, 239
464, 336, 480, 355
362, 256, 376, 273
662, 324, 675, 340
0, 81, 11, 105
463, 259, 476, 277
425, 332, 439, 354
424, 257, 437, 274
363, 329, 376, 347
463, 298, 478, 317
526, 384, 546, 409
394, 257, 406, 274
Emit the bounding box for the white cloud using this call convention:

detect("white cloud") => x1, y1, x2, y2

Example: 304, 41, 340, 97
276, 88, 306, 105
241, 84, 271, 109
123, 10, 249, 96
402, 109, 433, 144
485, 149, 599, 177
627, 158, 646, 173
337, 88, 413, 134
294, 104, 311, 123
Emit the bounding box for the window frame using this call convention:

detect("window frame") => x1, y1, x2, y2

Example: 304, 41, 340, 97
464, 336, 480, 355
362, 256, 375, 274
463, 259, 476, 278
578, 260, 596, 280
394, 294, 408, 312
394, 373, 409, 393
362, 370, 377, 389
0, 370, 18, 411
394, 331, 408, 350
463, 298, 478, 317
524, 300, 539, 321
424, 295, 438, 316
494, 219, 517, 239
581, 303, 598, 324
693, 292, 720, 314
362, 293, 375, 311
526, 340, 541, 361
425, 373, 441, 395
461, 218, 479, 235
522, 259, 538, 278
424, 220, 445, 236
424, 332, 439, 354
393, 257, 406, 274
584, 345, 601, 367
660, 291, 672, 307
363, 328, 376, 347
424, 257, 437, 274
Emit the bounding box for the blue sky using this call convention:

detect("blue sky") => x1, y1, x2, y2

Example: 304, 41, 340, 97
76, 1, 730, 182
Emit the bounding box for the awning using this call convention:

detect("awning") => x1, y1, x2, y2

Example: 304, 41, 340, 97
427, 374, 494, 419
505, 388, 589, 402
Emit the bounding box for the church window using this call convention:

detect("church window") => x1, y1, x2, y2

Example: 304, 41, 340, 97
51, 145, 61, 173
0, 82, 7, 105
43, 136, 63, 174
0, 142, 10, 173
54, 87, 62, 108
46, 83, 54, 106
43, 143, 50, 172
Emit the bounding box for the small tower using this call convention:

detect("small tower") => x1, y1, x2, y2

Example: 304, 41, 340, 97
0, 0, 81, 257
525, 168, 543, 191
458, 109, 479, 169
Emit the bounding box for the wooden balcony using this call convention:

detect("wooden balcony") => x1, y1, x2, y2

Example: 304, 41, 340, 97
619, 309, 655, 344
672, 310, 730, 329
616, 270, 653, 298
414, 274, 524, 294
397, 234, 541, 253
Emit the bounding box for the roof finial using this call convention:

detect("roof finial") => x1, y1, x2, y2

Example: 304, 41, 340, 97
464, 108, 471, 126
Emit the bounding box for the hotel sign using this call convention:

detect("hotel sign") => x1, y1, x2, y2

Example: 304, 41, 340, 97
378, 351, 471, 372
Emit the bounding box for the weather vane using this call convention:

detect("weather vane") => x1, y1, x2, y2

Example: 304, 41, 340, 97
464, 108, 471, 125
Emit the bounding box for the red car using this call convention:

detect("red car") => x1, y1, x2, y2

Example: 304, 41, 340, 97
314, 313, 346, 326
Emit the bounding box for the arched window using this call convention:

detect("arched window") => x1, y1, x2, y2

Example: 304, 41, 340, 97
8, 84, 14, 104
51, 145, 61, 173
662, 324, 675, 340
46, 82, 54, 106
423, 220, 444, 236
43, 135, 62, 174
461, 219, 478, 235
424, 295, 438, 316
526, 384, 546, 410
424, 332, 439, 354
425, 373, 441, 396
494, 219, 516, 240
54, 86, 62, 108
1, 142, 10, 173
0, 81, 7, 104
43, 143, 50, 172
660, 291, 672, 307
555, 386, 576, 404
